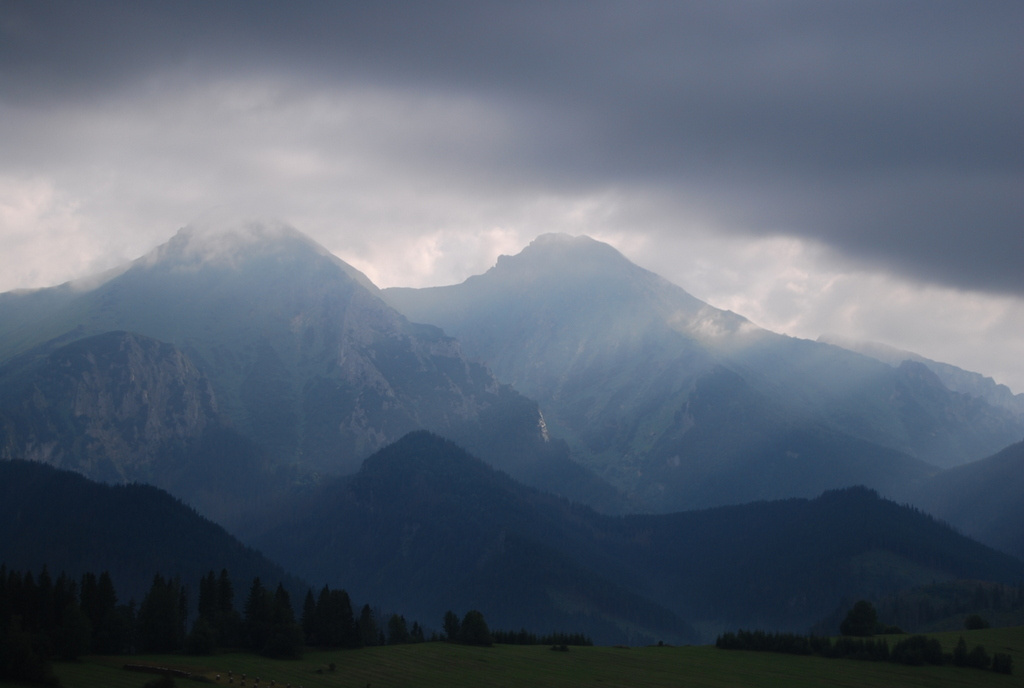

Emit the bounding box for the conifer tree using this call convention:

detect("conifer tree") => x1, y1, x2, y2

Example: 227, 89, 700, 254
198, 571, 218, 622
358, 604, 378, 647
137, 574, 186, 652
302, 589, 317, 644
217, 569, 234, 615
387, 614, 409, 645
243, 577, 272, 652
443, 610, 460, 641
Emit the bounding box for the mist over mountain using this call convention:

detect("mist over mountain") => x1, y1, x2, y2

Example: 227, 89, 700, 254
384, 234, 1024, 511
0, 222, 623, 520
819, 333, 1024, 418
0, 217, 1021, 649
910, 439, 1024, 560
5, 225, 1018, 521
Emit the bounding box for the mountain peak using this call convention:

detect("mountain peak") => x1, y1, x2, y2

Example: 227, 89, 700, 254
147, 217, 326, 266
519, 232, 626, 261
483, 233, 647, 290
531, 231, 576, 244
136, 216, 379, 294
529, 232, 599, 248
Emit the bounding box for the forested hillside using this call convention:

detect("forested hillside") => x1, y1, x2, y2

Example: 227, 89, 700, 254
0, 460, 302, 604
246, 432, 1024, 643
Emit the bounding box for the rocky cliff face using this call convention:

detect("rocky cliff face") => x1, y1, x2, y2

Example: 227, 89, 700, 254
0, 222, 613, 513
0, 331, 218, 483
86, 221, 554, 476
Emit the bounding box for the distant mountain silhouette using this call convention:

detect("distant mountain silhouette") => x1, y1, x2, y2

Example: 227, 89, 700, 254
246, 431, 1024, 644
819, 334, 1024, 418
909, 439, 1024, 560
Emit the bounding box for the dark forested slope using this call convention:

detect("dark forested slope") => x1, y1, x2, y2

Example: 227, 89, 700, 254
247, 432, 1024, 643
910, 439, 1024, 560
0, 460, 302, 604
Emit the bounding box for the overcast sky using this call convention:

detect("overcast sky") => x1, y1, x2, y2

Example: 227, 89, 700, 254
1, 1, 1022, 391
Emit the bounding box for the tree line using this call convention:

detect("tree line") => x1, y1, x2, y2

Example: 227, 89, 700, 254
0, 565, 388, 685
716, 628, 1012, 674
866, 580, 1024, 631
810, 580, 1024, 636
1, 564, 594, 686
716, 600, 1013, 676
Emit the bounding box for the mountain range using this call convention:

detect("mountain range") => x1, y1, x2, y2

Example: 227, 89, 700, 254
3, 434, 1021, 645
384, 233, 1024, 511
1, 221, 1022, 644
243, 431, 1024, 644
0, 223, 621, 524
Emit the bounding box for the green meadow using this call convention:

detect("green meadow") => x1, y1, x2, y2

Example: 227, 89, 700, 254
10, 627, 1020, 688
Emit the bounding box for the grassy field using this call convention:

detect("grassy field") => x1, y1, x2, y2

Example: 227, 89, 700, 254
8, 627, 1021, 688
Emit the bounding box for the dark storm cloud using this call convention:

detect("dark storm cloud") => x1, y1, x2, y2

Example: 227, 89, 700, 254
2, 0, 1021, 294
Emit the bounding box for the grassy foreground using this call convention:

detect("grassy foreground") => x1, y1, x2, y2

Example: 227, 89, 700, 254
12, 627, 1022, 688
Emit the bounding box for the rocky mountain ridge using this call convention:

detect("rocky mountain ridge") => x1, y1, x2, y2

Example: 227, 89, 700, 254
0, 222, 619, 521
384, 233, 1024, 511
819, 333, 1024, 418
2, 225, 1021, 521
